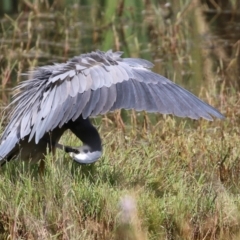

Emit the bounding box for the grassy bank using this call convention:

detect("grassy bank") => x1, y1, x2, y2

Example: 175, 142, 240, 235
0, 0, 240, 239
0, 95, 239, 239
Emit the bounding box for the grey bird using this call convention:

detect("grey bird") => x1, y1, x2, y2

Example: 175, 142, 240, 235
0, 50, 224, 166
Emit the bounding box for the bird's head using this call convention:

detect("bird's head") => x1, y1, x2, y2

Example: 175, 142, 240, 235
69, 145, 102, 164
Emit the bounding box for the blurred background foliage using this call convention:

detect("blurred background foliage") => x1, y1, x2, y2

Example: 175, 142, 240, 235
0, 1, 240, 239
0, 0, 239, 133
0, 0, 239, 90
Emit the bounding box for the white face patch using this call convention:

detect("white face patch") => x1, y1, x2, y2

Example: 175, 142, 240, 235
70, 151, 102, 164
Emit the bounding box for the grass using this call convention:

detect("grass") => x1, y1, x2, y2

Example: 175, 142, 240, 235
1, 104, 240, 239
0, 0, 240, 239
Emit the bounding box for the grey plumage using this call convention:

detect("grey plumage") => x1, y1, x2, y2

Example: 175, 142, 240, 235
0, 50, 224, 165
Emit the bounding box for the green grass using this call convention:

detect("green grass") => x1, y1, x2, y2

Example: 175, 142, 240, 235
0, 0, 240, 239
1, 105, 240, 239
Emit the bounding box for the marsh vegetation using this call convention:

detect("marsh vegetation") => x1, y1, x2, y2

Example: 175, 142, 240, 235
0, 0, 240, 239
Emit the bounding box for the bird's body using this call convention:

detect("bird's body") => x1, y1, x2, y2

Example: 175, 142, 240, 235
2, 127, 66, 164
0, 50, 224, 165
0, 115, 101, 165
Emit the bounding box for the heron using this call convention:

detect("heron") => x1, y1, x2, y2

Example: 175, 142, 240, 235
0, 50, 224, 166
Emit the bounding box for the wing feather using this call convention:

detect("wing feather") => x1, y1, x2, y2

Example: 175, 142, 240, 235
82, 88, 101, 118
101, 84, 117, 114
0, 49, 224, 161
138, 82, 158, 112
147, 84, 170, 114
69, 75, 79, 97
40, 87, 56, 119
97, 66, 112, 87
91, 87, 108, 116
77, 73, 88, 93
59, 95, 78, 126
72, 90, 91, 121
90, 67, 101, 90
20, 110, 32, 138
68, 94, 82, 120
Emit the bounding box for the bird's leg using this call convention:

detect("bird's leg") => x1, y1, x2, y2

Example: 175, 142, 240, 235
39, 159, 45, 176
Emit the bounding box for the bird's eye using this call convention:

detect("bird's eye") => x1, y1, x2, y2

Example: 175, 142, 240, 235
83, 149, 89, 153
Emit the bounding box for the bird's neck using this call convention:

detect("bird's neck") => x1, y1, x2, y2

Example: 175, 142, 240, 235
66, 116, 102, 152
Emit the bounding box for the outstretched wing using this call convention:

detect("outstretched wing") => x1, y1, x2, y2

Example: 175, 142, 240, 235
0, 50, 224, 150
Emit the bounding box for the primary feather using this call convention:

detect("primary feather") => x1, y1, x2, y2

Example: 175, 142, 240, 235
0, 50, 224, 164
